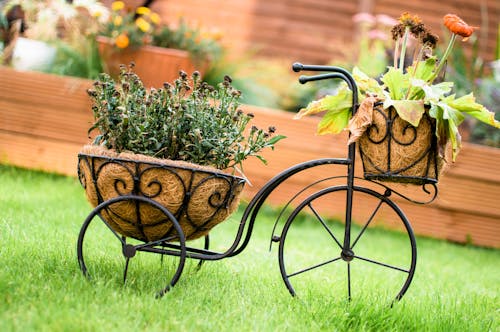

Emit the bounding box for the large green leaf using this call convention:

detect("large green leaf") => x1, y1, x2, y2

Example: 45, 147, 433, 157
439, 101, 465, 161
317, 107, 351, 135
390, 100, 425, 127
352, 67, 384, 97
446, 93, 500, 128
294, 86, 352, 119
429, 104, 448, 158
407, 57, 437, 82
381, 67, 409, 100
420, 81, 454, 102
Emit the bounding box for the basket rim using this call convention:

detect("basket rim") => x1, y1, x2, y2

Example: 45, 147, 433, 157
78, 145, 246, 183
363, 173, 438, 185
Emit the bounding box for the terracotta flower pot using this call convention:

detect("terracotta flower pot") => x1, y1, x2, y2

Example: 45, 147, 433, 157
97, 36, 197, 88
77, 145, 245, 242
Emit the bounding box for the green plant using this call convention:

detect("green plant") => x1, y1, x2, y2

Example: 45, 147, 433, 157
86, 64, 285, 176
296, 12, 500, 162
50, 38, 103, 79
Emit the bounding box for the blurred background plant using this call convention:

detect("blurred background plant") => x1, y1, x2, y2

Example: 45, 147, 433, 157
347, 12, 396, 78
100, 0, 159, 49
274, 12, 399, 114
100, 1, 223, 68
152, 17, 223, 68
467, 22, 500, 148
203, 51, 313, 111
1, 0, 109, 78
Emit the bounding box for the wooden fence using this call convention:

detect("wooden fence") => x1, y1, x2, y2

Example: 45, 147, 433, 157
0, 67, 498, 248
151, 0, 500, 65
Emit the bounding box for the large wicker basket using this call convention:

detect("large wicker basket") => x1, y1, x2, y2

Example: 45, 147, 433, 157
358, 105, 443, 185
77, 145, 245, 242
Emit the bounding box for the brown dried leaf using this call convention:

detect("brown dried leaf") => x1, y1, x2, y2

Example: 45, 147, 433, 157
347, 96, 380, 145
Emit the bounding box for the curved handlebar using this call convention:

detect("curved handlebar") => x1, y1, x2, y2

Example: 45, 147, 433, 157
299, 73, 349, 85
292, 62, 358, 114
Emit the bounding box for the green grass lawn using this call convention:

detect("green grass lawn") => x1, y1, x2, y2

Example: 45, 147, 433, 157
0, 165, 498, 331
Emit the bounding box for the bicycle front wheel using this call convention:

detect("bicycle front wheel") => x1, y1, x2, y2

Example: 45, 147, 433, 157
278, 185, 417, 302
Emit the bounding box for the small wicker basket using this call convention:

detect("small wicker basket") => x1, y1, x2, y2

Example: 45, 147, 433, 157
358, 106, 444, 185
77, 145, 245, 242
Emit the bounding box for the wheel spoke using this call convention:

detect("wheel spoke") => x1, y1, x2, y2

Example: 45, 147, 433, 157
97, 213, 126, 244
347, 262, 351, 300
308, 203, 343, 249
354, 255, 409, 273
135, 235, 178, 249
288, 256, 342, 278
351, 199, 384, 249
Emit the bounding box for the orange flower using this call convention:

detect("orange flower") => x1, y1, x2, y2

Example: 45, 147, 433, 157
443, 14, 477, 40
115, 33, 129, 48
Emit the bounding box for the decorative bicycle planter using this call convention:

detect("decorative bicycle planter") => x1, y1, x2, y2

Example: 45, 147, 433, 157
77, 63, 439, 301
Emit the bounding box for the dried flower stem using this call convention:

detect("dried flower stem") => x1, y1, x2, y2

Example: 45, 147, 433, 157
430, 33, 456, 83
398, 26, 410, 70
393, 37, 400, 68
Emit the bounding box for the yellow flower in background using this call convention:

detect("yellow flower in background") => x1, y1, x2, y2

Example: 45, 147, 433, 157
136, 7, 151, 15
111, 1, 125, 12
115, 33, 129, 48
202, 28, 223, 41
150, 13, 161, 25
100, 1, 222, 60
113, 15, 123, 26
135, 17, 151, 32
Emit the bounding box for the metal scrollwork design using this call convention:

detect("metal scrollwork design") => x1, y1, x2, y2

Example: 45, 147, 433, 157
359, 105, 439, 185
77, 153, 245, 242
183, 173, 244, 239
365, 107, 390, 144
362, 177, 439, 205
